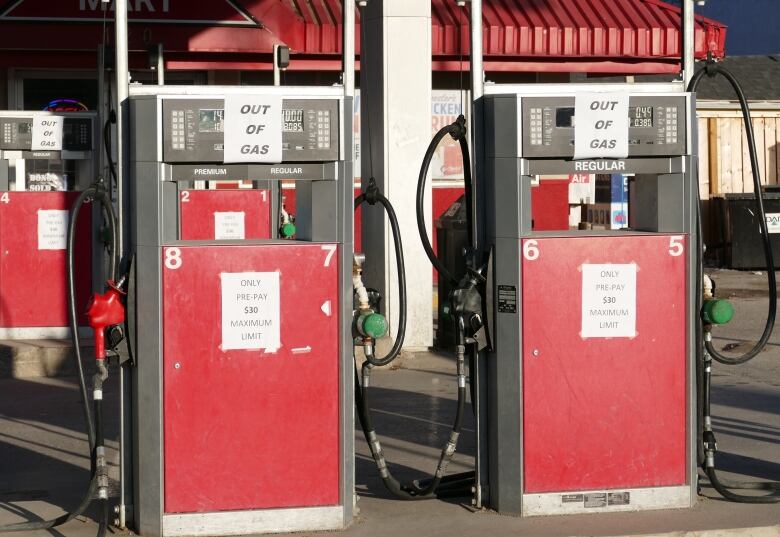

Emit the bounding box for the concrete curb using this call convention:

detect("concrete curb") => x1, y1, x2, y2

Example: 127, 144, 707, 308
620, 526, 780, 537
0, 339, 95, 379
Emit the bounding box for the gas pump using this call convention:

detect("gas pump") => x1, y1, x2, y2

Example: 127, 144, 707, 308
127, 85, 353, 536
0, 111, 98, 338
477, 83, 698, 515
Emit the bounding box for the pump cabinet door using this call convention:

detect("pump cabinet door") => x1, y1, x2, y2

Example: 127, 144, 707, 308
161, 243, 341, 513
521, 234, 687, 493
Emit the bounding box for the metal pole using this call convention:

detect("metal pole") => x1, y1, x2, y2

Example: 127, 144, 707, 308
157, 44, 165, 86
97, 45, 106, 177
466, 0, 483, 510
114, 0, 128, 259
114, 0, 129, 528
273, 44, 281, 86
343, 0, 355, 98
682, 0, 695, 86
470, 0, 483, 100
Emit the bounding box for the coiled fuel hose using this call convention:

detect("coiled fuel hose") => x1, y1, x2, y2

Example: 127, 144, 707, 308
689, 61, 780, 503
0, 182, 118, 531
354, 175, 469, 499
353, 115, 475, 499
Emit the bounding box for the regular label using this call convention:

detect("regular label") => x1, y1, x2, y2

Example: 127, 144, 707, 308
581, 263, 636, 338
31, 116, 64, 151
574, 92, 629, 160
214, 211, 245, 240
766, 213, 780, 234
37, 209, 68, 250
223, 95, 283, 164
221, 272, 281, 352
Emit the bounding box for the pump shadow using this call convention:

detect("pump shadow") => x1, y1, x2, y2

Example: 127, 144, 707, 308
357, 385, 476, 456
0, 500, 68, 537
354, 383, 476, 504
711, 382, 780, 416
0, 375, 119, 528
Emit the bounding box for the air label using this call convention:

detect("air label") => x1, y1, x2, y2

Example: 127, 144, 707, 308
31, 116, 64, 151
574, 92, 629, 160
37, 209, 68, 250
223, 95, 283, 164
214, 211, 245, 240
221, 271, 281, 352
581, 263, 636, 338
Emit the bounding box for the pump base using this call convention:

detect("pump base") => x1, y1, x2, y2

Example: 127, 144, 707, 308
162, 506, 347, 536
522, 485, 691, 517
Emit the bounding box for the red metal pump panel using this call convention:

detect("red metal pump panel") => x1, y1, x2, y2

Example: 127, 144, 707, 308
162, 243, 340, 513
522, 234, 687, 493
0, 192, 92, 327
179, 189, 271, 241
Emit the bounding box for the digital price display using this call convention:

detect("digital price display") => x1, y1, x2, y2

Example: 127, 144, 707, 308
555, 106, 655, 128
283, 109, 304, 133
629, 106, 654, 128
198, 109, 224, 133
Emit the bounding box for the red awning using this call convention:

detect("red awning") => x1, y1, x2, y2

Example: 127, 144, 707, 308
431, 0, 727, 73
0, 0, 726, 74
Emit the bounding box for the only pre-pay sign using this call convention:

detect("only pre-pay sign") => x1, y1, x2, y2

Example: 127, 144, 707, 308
573, 92, 629, 160
221, 271, 281, 352
223, 95, 283, 164
581, 263, 636, 338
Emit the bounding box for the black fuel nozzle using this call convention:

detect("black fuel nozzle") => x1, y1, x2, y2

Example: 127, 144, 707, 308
703, 429, 718, 469
450, 250, 488, 348
448, 114, 468, 142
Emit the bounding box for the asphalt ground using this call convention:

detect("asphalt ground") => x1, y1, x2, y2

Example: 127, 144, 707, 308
0, 270, 779, 537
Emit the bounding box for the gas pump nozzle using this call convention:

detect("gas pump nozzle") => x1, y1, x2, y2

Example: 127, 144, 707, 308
86, 280, 127, 361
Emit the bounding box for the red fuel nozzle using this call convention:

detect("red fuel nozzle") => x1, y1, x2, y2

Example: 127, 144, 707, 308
86, 281, 126, 361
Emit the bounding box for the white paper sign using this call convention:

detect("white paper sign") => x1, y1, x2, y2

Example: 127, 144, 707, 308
38, 209, 68, 250
214, 211, 245, 240
581, 263, 636, 338
221, 271, 281, 351
766, 213, 780, 234
31, 116, 64, 151
574, 92, 629, 160
223, 95, 283, 163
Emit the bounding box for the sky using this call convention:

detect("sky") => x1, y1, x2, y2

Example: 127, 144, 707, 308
667, 0, 780, 55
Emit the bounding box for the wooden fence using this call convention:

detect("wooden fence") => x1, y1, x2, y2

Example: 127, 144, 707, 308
698, 107, 780, 198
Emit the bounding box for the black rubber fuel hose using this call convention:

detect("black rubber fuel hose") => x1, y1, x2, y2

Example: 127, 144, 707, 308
690, 61, 780, 503
0, 184, 118, 531
417, 116, 471, 285
354, 186, 407, 367
355, 316, 469, 500
689, 65, 776, 366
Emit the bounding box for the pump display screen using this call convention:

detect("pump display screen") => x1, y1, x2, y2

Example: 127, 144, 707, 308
555, 106, 655, 128
283, 109, 304, 133
198, 109, 224, 133
556, 107, 575, 128
17, 123, 31, 134
630, 106, 654, 128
